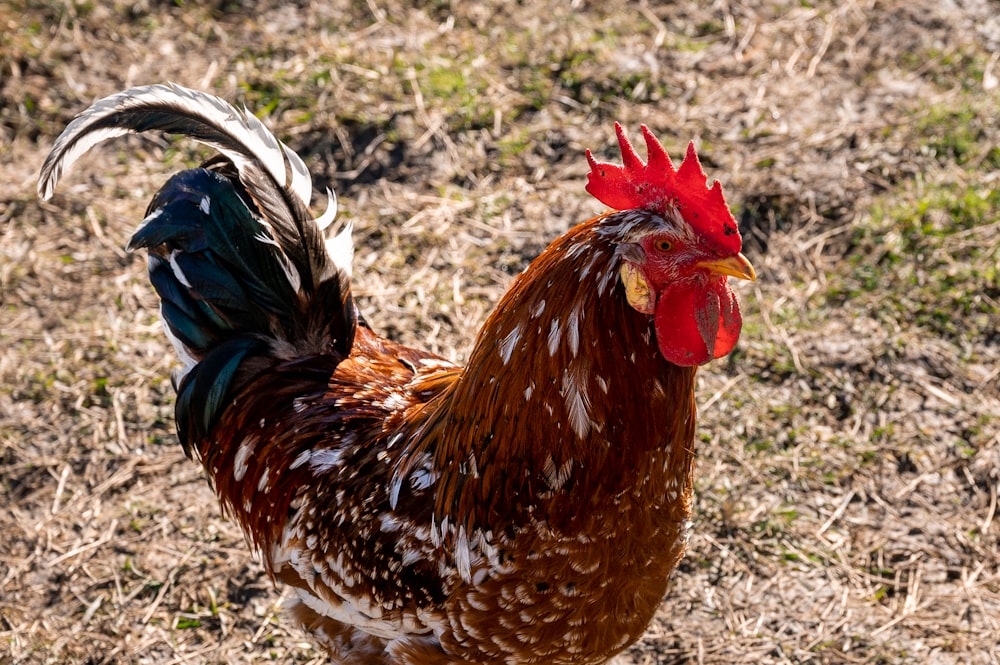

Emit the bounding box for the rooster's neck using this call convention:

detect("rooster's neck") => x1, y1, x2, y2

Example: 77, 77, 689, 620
420, 214, 699, 533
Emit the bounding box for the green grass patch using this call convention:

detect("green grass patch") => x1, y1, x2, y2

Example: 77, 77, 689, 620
914, 104, 1000, 169
828, 179, 998, 346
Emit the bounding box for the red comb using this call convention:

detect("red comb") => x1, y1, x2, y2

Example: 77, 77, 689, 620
585, 123, 741, 254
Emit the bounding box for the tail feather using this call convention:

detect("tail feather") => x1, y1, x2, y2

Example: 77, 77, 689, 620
137, 167, 356, 453
38, 82, 337, 292
37, 83, 358, 455
175, 337, 271, 455
134, 168, 302, 343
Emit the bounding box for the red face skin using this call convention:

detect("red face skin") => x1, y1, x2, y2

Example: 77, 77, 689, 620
625, 230, 754, 367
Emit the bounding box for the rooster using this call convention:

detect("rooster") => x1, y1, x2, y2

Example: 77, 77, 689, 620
38, 83, 755, 664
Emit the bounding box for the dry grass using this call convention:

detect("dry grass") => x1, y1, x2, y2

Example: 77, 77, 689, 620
2, 1, 998, 663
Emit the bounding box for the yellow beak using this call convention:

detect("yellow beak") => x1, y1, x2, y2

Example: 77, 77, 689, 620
698, 252, 757, 281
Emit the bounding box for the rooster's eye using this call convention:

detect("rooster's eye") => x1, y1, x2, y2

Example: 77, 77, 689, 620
654, 239, 673, 253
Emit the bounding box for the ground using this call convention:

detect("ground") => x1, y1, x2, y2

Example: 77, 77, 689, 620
1, 1, 998, 663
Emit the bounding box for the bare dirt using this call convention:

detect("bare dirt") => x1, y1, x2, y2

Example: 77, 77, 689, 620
2, 1, 998, 663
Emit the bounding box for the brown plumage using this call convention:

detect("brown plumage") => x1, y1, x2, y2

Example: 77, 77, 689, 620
38, 83, 755, 664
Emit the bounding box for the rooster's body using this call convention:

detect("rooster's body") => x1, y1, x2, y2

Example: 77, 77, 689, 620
39, 84, 754, 664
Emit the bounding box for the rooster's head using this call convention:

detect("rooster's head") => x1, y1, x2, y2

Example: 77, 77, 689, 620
586, 124, 756, 367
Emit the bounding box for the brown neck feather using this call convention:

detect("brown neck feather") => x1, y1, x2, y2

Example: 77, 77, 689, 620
411, 215, 699, 533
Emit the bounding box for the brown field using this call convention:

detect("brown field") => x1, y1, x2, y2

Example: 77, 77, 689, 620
1, 1, 998, 663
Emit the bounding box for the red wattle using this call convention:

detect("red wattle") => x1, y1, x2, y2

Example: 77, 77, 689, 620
653, 279, 743, 367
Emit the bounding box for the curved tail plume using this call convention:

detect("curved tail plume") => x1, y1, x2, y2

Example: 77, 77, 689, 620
38, 83, 357, 452
38, 82, 340, 289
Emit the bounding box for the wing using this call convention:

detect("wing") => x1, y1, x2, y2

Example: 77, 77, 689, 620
200, 325, 464, 646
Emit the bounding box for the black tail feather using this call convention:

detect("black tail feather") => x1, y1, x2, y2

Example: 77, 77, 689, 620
38, 83, 357, 455
135, 168, 301, 350
137, 167, 356, 453
38, 83, 333, 293
174, 337, 271, 454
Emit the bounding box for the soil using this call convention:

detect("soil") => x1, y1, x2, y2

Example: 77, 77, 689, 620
2, 1, 998, 663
